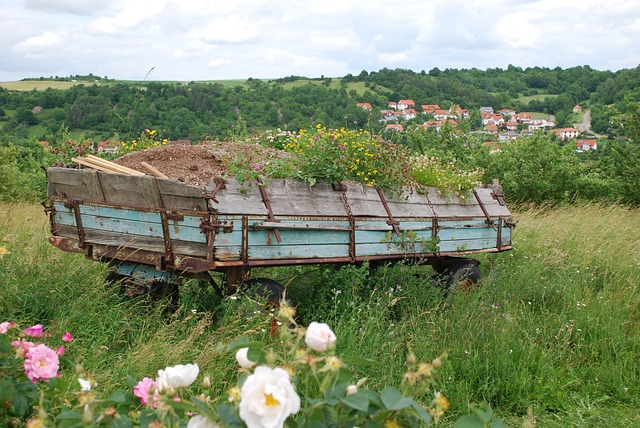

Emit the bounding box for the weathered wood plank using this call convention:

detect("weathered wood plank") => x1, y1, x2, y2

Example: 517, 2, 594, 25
207, 178, 268, 215
47, 168, 106, 202
98, 173, 162, 208
248, 244, 350, 260
54, 204, 207, 243
55, 225, 208, 256
247, 229, 350, 246
156, 179, 207, 211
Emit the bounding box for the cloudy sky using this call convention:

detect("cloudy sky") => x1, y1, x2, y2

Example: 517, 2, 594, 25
1, 0, 639, 82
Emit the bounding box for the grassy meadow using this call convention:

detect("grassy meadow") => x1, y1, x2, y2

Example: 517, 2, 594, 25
1, 202, 639, 427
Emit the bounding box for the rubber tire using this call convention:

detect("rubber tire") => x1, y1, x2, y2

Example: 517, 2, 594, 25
445, 262, 482, 292
242, 278, 292, 307
105, 271, 180, 312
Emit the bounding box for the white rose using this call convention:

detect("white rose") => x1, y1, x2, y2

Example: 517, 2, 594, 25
239, 365, 300, 428
156, 363, 199, 392
305, 322, 337, 352
346, 384, 358, 395
78, 378, 92, 391
236, 347, 256, 368
187, 414, 220, 428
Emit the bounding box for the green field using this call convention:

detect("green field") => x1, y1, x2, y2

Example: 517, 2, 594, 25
0, 80, 105, 91
1, 202, 639, 427
518, 93, 559, 103
280, 78, 382, 95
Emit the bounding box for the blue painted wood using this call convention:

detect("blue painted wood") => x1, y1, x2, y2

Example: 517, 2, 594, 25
53, 202, 206, 243
248, 244, 350, 259
247, 229, 350, 246
438, 238, 500, 253
53, 200, 512, 262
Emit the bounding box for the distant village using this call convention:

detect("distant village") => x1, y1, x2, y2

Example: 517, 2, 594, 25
78, 98, 597, 155
357, 100, 598, 153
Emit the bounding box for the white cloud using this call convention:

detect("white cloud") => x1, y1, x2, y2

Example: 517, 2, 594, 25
87, 0, 166, 35
24, 0, 112, 16
187, 16, 261, 45
495, 12, 541, 49
13, 30, 65, 54
1, 0, 639, 81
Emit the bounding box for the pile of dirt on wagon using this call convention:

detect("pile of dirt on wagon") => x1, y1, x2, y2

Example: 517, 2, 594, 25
112, 141, 288, 186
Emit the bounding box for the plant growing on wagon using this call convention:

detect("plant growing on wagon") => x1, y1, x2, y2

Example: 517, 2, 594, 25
119, 129, 169, 155
277, 124, 414, 190
410, 155, 483, 197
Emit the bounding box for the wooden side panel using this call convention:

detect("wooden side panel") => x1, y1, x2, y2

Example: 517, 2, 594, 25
55, 225, 208, 257
267, 180, 347, 217
53, 202, 207, 245
156, 179, 207, 211
98, 173, 163, 208
47, 168, 105, 202
208, 178, 268, 215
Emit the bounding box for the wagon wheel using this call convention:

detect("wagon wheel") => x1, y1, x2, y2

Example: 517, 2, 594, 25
445, 261, 482, 293
105, 270, 180, 312
242, 278, 295, 334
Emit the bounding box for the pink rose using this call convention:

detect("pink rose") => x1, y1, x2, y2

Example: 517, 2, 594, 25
305, 322, 337, 352
62, 332, 73, 342
56, 346, 65, 356
22, 324, 43, 338
134, 377, 159, 407
0, 321, 15, 334
24, 344, 60, 383
11, 338, 36, 358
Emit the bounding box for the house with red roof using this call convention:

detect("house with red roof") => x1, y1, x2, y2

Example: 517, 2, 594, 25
576, 139, 597, 152
397, 99, 415, 110
403, 108, 417, 120
421, 104, 440, 114
357, 102, 372, 111
554, 128, 580, 140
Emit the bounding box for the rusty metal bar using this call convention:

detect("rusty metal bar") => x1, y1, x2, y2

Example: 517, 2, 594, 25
242, 216, 249, 264
206, 177, 226, 203
159, 211, 174, 264
473, 189, 497, 231
42, 200, 58, 235
340, 187, 356, 262
63, 199, 86, 248
256, 179, 282, 243
496, 217, 503, 251
375, 187, 401, 236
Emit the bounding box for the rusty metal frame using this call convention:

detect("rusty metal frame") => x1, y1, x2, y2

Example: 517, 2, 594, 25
376, 187, 401, 236
205, 177, 226, 203
256, 178, 282, 243
45, 195, 515, 275
340, 187, 356, 262
63, 199, 86, 248
42, 200, 58, 235
241, 216, 249, 264
473, 189, 497, 231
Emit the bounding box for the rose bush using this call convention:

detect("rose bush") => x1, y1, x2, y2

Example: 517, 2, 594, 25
2, 305, 503, 427
238, 366, 300, 428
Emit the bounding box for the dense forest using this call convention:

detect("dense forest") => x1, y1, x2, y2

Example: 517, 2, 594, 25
1, 65, 639, 206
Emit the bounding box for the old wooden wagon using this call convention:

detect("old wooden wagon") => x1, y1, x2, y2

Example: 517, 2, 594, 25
43, 167, 514, 299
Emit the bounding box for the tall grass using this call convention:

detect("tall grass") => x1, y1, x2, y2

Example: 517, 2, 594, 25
1, 203, 639, 426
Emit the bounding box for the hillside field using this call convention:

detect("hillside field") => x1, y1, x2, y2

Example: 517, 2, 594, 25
1, 202, 639, 427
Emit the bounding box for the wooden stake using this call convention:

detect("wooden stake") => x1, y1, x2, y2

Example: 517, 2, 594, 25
71, 157, 115, 173
84, 154, 145, 176
140, 162, 168, 179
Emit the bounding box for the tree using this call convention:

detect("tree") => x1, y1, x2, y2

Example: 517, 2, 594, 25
15, 108, 38, 126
